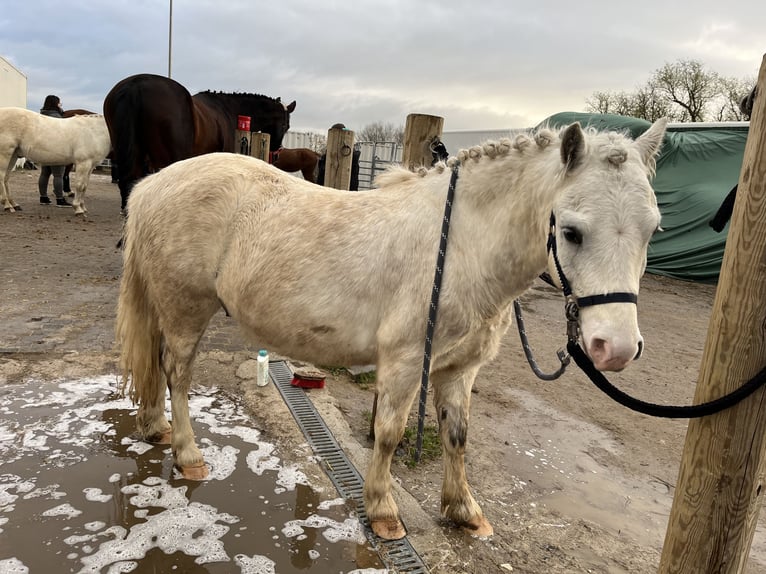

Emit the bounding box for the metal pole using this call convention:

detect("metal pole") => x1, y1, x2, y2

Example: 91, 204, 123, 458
167, 0, 173, 78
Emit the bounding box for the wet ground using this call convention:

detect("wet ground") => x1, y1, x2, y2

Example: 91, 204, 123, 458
0, 375, 384, 574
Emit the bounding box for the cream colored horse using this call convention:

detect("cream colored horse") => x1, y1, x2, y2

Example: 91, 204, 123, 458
0, 107, 111, 214
116, 118, 666, 540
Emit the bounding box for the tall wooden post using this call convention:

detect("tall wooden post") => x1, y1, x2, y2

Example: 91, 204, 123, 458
235, 130, 251, 155
402, 113, 444, 171
250, 132, 271, 163
325, 126, 355, 190
660, 54, 766, 573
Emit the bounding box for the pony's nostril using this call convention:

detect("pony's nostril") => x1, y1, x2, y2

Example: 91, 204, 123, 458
634, 340, 644, 361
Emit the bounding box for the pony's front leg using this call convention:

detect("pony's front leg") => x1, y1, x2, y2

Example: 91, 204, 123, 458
364, 358, 421, 540
432, 365, 493, 537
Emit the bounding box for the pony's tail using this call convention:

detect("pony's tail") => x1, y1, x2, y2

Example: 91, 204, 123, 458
115, 231, 163, 407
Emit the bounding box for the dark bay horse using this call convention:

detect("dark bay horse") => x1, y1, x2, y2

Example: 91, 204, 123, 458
272, 147, 321, 183
103, 73, 296, 211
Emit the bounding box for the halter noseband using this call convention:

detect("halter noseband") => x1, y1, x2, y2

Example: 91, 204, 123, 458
547, 212, 638, 341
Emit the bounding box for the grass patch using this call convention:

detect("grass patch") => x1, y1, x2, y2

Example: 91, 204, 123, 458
353, 370, 376, 389
398, 423, 441, 468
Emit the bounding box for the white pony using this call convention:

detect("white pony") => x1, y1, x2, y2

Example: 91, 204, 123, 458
0, 107, 111, 214
116, 119, 667, 540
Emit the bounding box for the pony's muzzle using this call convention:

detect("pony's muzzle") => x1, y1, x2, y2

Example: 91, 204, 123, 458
586, 334, 643, 372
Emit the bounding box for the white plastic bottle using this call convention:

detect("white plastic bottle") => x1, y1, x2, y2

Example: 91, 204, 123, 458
256, 349, 270, 387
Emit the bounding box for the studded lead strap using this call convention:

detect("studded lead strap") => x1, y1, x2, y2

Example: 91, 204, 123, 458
415, 165, 459, 463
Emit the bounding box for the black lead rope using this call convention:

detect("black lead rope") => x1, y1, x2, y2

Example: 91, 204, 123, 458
415, 165, 459, 463
567, 340, 766, 418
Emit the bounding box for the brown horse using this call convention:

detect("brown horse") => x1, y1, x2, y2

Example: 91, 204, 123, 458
103, 73, 296, 212
272, 147, 321, 183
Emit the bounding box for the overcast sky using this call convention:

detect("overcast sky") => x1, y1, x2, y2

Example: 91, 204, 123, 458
2, 1, 764, 134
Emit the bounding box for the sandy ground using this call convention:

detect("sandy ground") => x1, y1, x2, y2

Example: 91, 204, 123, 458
2, 168, 765, 573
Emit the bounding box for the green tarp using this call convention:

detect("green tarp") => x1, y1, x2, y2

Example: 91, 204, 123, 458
539, 112, 749, 283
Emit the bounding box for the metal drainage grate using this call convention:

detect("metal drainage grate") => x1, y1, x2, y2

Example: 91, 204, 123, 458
270, 361, 429, 574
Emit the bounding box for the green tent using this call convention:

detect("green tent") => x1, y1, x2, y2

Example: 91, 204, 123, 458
539, 112, 749, 283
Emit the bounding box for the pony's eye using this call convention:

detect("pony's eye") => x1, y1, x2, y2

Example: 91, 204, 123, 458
562, 227, 583, 245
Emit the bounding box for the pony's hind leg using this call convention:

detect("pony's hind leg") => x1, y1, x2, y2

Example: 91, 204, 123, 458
1, 158, 21, 212
432, 365, 493, 537
364, 354, 421, 540
71, 163, 93, 215
160, 303, 220, 480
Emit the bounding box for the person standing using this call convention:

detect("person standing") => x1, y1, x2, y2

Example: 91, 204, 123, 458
38, 95, 72, 207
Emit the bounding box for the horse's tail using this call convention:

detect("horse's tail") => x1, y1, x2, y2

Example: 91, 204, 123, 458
104, 81, 143, 208
115, 224, 163, 407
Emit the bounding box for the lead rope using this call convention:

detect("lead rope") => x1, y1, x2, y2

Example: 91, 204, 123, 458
513, 299, 570, 380
414, 165, 459, 463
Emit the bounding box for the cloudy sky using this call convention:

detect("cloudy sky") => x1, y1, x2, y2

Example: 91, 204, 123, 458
1, 1, 763, 134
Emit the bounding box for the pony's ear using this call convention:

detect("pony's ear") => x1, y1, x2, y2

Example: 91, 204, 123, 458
285, 100, 296, 114
636, 118, 667, 166
560, 122, 585, 172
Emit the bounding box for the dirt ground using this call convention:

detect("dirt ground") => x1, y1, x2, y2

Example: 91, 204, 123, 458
2, 168, 765, 573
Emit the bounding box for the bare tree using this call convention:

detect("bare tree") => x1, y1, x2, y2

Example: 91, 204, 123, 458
651, 60, 720, 122
585, 59, 752, 122
632, 82, 674, 122
357, 121, 404, 144
712, 76, 756, 121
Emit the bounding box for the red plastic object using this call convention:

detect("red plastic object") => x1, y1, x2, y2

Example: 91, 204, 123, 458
237, 115, 251, 131
291, 376, 325, 389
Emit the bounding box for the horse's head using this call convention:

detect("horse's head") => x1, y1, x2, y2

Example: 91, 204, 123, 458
265, 97, 296, 151
548, 118, 667, 372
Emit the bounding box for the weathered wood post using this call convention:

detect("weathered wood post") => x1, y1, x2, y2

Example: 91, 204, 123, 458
659, 54, 766, 573
325, 126, 355, 190
234, 129, 251, 155
250, 132, 271, 163
402, 113, 444, 171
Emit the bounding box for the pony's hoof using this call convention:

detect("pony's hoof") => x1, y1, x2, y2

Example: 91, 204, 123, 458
148, 429, 172, 444
461, 515, 493, 538
180, 462, 209, 480
371, 518, 407, 540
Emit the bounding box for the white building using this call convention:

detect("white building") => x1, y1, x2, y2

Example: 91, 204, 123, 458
0, 56, 27, 108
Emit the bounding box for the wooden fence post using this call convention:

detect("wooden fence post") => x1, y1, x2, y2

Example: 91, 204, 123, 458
235, 130, 251, 155
659, 53, 766, 573
402, 113, 444, 171
250, 132, 271, 163
325, 126, 355, 190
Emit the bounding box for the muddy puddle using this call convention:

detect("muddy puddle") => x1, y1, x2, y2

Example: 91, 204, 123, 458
0, 376, 385, 573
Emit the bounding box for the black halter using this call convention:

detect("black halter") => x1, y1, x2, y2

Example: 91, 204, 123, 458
546, 213, 638, 341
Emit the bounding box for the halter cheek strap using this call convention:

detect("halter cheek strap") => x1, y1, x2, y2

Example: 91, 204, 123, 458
547, 212, 638, 339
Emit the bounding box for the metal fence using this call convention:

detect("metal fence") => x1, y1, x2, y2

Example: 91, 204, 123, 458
355, 141, 402, 190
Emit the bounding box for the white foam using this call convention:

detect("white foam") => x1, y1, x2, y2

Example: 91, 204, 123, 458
77, 502, 239, 572
42, 503, 82, 519
125, 441, 154, 455
233, 553, 276, 574
275, 466, 310, 491
317, 497, 346, 510
0, 557, 30, 573
83, 488, 112, 503
282, 514, 367, 545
